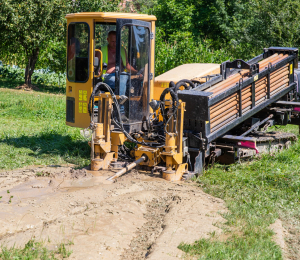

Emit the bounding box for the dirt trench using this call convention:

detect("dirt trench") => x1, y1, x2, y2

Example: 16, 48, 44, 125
0, 166, 227, 259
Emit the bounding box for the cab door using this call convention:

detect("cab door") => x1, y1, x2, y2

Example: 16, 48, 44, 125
66, 21, 93, 128
115, 19, 151, 133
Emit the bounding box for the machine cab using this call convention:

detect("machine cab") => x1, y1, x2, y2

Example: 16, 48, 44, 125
65, 12, 156, 132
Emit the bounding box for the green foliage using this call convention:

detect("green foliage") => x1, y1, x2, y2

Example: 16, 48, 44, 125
0, 63, 66, 89
0, 239, 73, 259
32, 69, 66, 89
155, 30, 232, 75
57, 243, 72, 258
141, 0, 300, 63
0, 64, 24, 81
0, 239, 56, 259
0, 0, 69, 83
37, 40, 66, 74
149, 0, 196, 38
70, 0, 120, 13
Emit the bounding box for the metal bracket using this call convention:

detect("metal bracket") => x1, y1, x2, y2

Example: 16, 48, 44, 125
221, 59, 259, 80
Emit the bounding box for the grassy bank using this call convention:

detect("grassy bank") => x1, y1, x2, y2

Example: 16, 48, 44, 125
0, 87, 90, 170
180, 140, 300, 259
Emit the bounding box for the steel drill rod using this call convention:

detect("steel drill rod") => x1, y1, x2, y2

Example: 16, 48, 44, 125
211, 87, 250, 113
210, 72, 289, 118
211, 96, 252, 123
212, 78, 288, 123
210, 66, 288, 112
211, 78, 289, 128
106, 156, 146, 182
211, 55, 288, 96
207, 54, 280, 93
241, 115, 274, 136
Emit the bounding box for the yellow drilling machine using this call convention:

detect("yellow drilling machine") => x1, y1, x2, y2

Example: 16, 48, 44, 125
66, 12, 300, 181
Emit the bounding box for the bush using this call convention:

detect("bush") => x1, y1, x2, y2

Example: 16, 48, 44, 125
0, 62, 66, 88
0, 64, 24, 81
155, 30, 233, 76
33, 68, 66, 88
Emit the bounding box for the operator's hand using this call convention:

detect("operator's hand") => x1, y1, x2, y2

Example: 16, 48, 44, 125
133, 68, 144, 78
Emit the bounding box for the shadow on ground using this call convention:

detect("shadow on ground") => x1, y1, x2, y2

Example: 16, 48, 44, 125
0, 78, 65, 95
0, 132, 90, 164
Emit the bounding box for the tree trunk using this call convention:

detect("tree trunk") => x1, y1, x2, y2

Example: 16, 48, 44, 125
25, 47, 39, 85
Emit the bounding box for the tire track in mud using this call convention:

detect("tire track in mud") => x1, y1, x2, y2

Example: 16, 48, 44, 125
121, 195, 177, 259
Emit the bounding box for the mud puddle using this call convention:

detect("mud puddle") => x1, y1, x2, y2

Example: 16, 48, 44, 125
0, 166, 227, 259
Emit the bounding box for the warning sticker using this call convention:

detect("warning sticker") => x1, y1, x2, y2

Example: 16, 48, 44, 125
161, 82, 169, 88
79, 102, 83, 113
83, 102, 87, 114
290, 64, 293, 74
79, 90, 83, 101
83, 90, 87, 101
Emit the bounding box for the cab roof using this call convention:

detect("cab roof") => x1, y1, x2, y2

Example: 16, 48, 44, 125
65, 12, 157, 22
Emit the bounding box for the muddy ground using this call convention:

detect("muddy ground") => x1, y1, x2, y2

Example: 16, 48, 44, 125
0, 165, 228, 259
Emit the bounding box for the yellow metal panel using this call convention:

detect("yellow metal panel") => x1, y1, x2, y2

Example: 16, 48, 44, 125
66, 12, 157, 22
111, 131, 126, 146
66, 18, 94, 128
66, 13, 157, 128
149, 21, 156, 111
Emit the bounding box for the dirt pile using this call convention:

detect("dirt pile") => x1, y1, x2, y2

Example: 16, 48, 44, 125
15, 84, 39, 91
0, 166, 227, 259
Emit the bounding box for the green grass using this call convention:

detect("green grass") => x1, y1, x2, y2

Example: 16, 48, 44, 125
0, 87, 90, 170
180, 140, 300, 259
0, 239, 72, 259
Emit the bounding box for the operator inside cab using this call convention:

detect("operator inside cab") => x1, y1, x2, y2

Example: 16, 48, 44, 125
96, 31, 138, 121
94, 23, 150, 126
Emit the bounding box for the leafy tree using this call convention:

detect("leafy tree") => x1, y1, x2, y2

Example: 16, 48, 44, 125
70, 0, 120, 13
155, 29, 232, 75
0, 0, 69, 85
0, 0, 120, 85
223, 0, 300, 59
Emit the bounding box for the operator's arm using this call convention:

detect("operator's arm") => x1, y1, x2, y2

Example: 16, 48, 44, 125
123, 49, 138, 74
126, 63, 138, 74
95, 50, 101, 75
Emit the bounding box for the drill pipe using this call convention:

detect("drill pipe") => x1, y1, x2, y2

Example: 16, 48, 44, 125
106, 156, 146, 182
211, 54, 288, 96
210, 64, 289, 113
210, 77, 289, 129
211, 87, 254, 119
207, 54, 281, 93
210, 70, 289, 119
211, 103, 252, 133
210, 86, 250, 113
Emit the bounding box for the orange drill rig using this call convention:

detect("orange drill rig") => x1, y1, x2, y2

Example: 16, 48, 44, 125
65, 12, 300, 181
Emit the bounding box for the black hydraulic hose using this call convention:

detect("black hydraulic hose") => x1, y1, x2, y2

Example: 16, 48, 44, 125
88, 81, 107, 116
90, 82, 164, 148
173, 79, 196, 93
160, 85, 179, 115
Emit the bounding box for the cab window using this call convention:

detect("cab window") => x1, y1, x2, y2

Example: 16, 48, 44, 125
67, 23, 89, 82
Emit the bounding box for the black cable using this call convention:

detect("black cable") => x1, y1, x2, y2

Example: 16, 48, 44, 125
90, 82, 165, 148
173, 79, 196, 93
